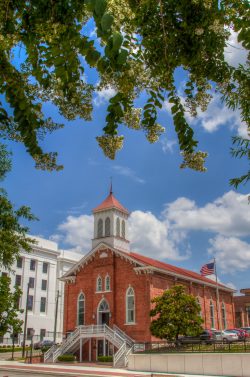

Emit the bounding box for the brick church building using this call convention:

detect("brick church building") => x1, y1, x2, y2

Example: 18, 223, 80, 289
55, 190, 235, 365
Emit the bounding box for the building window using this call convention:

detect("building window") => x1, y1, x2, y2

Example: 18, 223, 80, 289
15, 275, 22, 287
116, 218, 120, 237
221, 302, 227, 329
28, 295, 33, 311
126, 287, 135, 324
2, 272, 8, 277
210, 300, 215, 328
97, 219, 103, 238
41, 279, 47, 291
15, 297, 20, 310
27, 328, 34, 340
29, 277, 35, 289
105, 275, 110, 291
40, 329, 46, 340
16, 257, 23, 269
78, 293, 85, 325
196, 297, 202, 317
122, 220, 125, 238
40, 297, 46, 313
96, 276, 102, 292
105, 217, 111, 236
30, 259, 36, 271
42, 262, 48, 274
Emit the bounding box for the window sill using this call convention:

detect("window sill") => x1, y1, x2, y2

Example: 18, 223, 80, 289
124, 322, 136, 325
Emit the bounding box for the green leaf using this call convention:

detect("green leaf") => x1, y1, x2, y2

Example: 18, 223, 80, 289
112, 32, 123, 52
117, 49, 128, 65
95, 0, 107, 16
101, 13, 114, 32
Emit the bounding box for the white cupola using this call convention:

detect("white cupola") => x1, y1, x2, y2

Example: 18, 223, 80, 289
92, 186, 130, 252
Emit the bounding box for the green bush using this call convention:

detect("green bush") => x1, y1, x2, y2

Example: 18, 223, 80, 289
0, 347, 23, 353
97, 356, 113, 362
58, 354, 76, 362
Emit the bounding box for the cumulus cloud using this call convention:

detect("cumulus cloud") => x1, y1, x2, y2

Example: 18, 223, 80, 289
51, 190, 250, 274
208, 235, 250, 274
165, 191, 250, 237
112, 165, 145, 184
94, 86, 116, 106
51, 215, 94, 253
224, 30, 248, 67
128, 210, 190, 261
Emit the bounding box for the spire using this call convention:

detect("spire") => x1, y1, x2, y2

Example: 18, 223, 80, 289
110, 177, 113, 195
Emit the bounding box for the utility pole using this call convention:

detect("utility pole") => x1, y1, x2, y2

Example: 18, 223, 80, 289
22, 282, 30, 358
53, 290, 60, 344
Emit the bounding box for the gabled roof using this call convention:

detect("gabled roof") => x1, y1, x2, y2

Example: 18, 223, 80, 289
93, 193, 129, 214
130, 252, 232, 291
61, 243, 233, 292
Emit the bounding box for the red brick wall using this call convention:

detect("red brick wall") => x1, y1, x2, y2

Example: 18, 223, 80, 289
64, 248, 235, 352
150, 275, 234, 331
64, 248, 151, 342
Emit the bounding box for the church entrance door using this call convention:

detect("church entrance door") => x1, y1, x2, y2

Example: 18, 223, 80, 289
97, 299, 110, 357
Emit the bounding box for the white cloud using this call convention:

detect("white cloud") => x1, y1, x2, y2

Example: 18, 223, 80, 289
94, 86, 116, 106
165, 191, 250, 237
52, 215, 94, 253
112, 165, 145, 184
160, 138, 177, 154
185, 94, 248, 138
224, 30, 248, 67
128, 210, 190, 261
51, 190, 250, 274
208, 235, 250, 274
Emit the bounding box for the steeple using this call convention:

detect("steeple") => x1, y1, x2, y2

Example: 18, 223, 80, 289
92, 187, 130, 252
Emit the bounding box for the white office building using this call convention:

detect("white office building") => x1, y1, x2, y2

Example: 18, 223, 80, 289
0, 236, 82, 344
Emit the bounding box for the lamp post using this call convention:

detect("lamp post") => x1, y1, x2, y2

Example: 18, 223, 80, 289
30, 328, 35, 364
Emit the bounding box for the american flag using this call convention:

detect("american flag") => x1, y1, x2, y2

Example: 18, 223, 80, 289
200, 262, 215, 276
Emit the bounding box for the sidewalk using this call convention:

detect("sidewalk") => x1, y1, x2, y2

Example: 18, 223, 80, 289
0, 360, 223, 377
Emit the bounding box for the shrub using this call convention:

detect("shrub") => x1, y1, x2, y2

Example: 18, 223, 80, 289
97, 356, 113, 362
58, 354, 76, 362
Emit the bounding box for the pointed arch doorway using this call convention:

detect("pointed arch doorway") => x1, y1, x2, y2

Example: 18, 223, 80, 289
97, 298, 110, 326
97, 299, 112, 357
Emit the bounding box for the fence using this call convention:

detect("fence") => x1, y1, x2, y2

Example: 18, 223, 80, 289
132, 339, 250, 354
0, 331, 63, 346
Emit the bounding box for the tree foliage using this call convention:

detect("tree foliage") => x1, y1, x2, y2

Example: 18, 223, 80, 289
0, 144, 36, 271
150, 285, 203, 341
0, 0, 249, 178
0, 275, 23, 336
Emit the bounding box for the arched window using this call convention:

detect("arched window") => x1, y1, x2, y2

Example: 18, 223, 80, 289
197, 297, 202, 317
122, 220, 125, 238
210, 300, 215, 328
221, 302, 227, 329
99, 299, 109, 312
105, 275, 110, 291
97, 219, 103, 238
77, 293, 85, 325
126, 287, 135, 323
96, 276, 102, 292
116, 218, 120, 237
105, 217, 111, 236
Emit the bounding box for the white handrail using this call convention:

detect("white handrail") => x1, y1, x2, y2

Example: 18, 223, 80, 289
113, 325, 134, 347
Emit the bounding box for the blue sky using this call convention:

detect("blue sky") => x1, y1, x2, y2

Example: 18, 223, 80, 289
2, 30, 250, 292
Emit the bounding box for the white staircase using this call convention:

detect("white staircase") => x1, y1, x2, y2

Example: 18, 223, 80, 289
44, 324, 134, 367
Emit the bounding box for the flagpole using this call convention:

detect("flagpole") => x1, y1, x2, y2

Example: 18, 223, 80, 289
214, 258, 221, 330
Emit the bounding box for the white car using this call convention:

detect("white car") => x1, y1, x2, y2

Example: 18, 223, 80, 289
213, 330, 238, 343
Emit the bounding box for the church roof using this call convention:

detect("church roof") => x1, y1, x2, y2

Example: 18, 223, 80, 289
130, 251, 231, 290
93, 193, 129, 214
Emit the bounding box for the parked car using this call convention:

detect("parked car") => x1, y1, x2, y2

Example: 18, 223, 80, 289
34, 339, 54, 350
241, 327, 250, 336
178, 330, 215, 345
213, 330, 238, 343
226, 328, 247, 340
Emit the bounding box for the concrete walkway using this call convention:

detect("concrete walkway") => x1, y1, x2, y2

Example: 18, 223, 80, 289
0, 360, 225, 377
